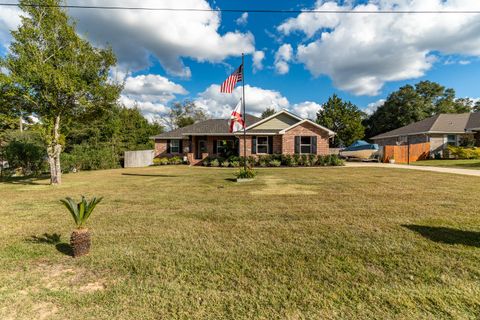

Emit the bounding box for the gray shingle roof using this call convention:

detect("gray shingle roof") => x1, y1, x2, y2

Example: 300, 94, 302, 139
152, 114, 261, 139
466, 112, 480, 130
371, 113, 480, 140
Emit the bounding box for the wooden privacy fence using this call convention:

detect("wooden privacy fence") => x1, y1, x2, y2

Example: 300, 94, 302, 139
383, 142, 430, 164
124, 150, 154, 168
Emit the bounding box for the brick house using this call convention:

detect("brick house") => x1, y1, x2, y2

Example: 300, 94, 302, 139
371, 113, 480, 158
152, 109, 336, 165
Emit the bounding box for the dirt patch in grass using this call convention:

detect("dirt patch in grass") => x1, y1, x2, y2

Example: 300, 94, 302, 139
251, 176, 317, 196
24, 262, 107, 293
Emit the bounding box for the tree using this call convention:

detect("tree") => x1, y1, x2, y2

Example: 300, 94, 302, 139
473, 100, 480, 113
364, 81, 472, 138
316, 94, 365, 147
261, 107, 276, 119
4, 131, 46, 176
162, 101, 207, 129
64, 104, 163, 169
1, 0, 121, 184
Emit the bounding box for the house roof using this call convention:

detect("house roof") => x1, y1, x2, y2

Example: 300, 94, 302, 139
152, 108, 339, 139
244, 109, 303, 130
466, 112, 480, 131
371, 113, 480, 140
151, 114, 261, 139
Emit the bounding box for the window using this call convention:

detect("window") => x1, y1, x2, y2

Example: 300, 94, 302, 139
256, 136, 269, 154
217, 140, 236, 157
398, 136, 408, 144
170, 139, 180, 153
446, 134, 457, 146
300, 136, 312, 154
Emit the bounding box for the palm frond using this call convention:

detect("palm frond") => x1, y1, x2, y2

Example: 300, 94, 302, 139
60, 195, 103, 228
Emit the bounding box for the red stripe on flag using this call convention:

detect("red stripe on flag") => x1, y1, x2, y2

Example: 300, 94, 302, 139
220, 64, 243, 93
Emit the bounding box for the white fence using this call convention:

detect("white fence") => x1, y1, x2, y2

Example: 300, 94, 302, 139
124, 150, 154, 168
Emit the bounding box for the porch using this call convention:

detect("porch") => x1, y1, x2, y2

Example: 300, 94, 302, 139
186, 135, 239, 165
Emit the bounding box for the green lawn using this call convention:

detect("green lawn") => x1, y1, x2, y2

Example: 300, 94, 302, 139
412, 159, 480, 169
1, 166, 480, 319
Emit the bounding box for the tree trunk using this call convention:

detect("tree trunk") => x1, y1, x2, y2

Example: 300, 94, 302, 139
47, 115, 62, 185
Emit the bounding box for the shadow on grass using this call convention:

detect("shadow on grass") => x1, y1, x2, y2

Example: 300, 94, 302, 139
403, 225, 480, 248
121, 173, 177, 178
0, 175, 50, 185
27, 233, 73, 256
224, 178, 237, 182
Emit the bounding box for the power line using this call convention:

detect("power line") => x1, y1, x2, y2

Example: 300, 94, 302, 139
0, 3, 479, 14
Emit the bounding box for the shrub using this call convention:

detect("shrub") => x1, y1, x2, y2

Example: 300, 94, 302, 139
221, 161, 230, 167
153, 157, 169, 165
269, 159, 281, 167
169, 156, 183, 165
230, 161, 240, 167
4, 131, 47, 176
327, 154, 345, 166
235, 167, 257, 179
448, 146, 480, 159
308, 154, 317, 166
61, 143, 118, 172
210, 159, 220, 167
258, 155, 270, 167
316, 155, 327, 166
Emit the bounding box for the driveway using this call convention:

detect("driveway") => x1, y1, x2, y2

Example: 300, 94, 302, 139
344, 162, 480, 177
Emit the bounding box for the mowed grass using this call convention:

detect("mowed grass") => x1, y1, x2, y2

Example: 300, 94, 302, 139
1, 166, 480, 319
412, 159, 480, 170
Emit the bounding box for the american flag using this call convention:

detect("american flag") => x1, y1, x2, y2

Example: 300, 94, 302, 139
220, 64, 243, 93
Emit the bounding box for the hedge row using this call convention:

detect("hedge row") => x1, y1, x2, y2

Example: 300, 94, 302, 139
447, 146, 480, 160
202, 154, 344, 167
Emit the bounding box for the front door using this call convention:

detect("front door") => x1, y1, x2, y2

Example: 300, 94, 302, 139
196, 140, 207, 159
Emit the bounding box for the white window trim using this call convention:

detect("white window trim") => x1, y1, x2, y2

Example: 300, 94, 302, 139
444, 134, 458, 147
256, 136, 269, 154
299, 136, 313, 154
170, 139, 180, 153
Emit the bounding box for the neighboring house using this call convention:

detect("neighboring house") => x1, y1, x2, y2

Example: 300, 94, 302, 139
371, 113, 480, 158
152, 109, 336, 165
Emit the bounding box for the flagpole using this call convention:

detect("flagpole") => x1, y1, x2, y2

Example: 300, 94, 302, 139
242, 53, 247, 171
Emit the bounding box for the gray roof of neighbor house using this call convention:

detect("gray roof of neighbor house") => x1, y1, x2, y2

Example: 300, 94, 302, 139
371, 113, 480, 140
151, 114, 261, 139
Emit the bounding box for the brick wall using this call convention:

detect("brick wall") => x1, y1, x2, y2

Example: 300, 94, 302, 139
282, 122, 330, 155
154, 139, 167, 157
272, 135, 282, 154
154, 139, 184, 158
238, 136, 253, 157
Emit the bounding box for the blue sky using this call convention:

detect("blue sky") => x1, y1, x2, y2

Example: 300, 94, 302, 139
1, 0, 479, 121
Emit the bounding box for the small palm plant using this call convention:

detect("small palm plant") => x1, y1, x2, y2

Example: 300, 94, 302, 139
60, 196, 103, 257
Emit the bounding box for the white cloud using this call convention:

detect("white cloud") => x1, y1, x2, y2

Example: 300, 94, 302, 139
194, 83, 322, 120
278, 0, 480, 96
71, 0, 255, 77
195, 84, 289, 118
0, 0, 255, 77
274, 44, 293, 75
364, 99, 386, 115
291, 101, 322, 120
0, 6, 21, 50
252, 50, 265, 72
236, 12, 249, 26
120, 74, 188, 120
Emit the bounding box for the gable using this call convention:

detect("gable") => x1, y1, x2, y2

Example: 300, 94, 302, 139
280, 119, 335, 136
254, 113, 300, 130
